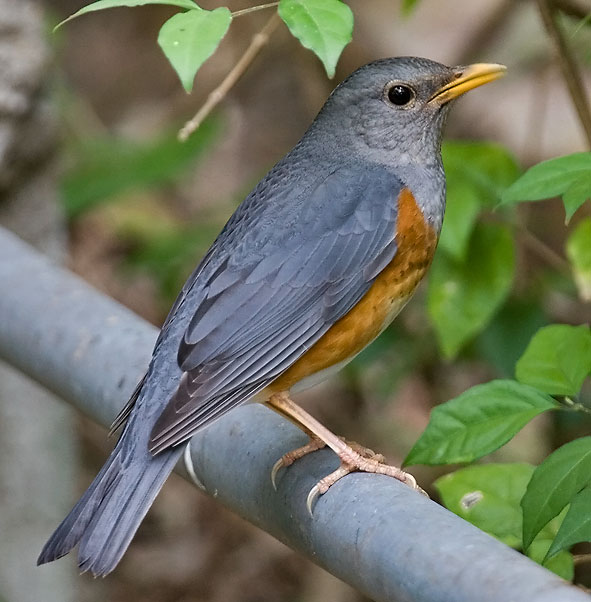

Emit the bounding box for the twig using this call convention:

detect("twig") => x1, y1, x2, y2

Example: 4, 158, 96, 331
178, 12, 281, 142
232, 2, 279, 18
456, 0, 519, 65
516, 221, 571, 273
553, 0, 591, 21
536, 0, 591, 148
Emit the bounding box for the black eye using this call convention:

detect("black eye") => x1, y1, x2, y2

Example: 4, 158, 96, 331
387, 84, 414, 106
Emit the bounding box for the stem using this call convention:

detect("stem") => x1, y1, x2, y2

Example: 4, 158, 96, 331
178, 12, 281, 142
560, 396, 591, 415
516, 221, 571, 273
553, 0, 591, 21
232, 2, 279, 18
536, 0, 591, 148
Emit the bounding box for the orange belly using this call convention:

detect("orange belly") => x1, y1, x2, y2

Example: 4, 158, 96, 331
266, 188, 438, 394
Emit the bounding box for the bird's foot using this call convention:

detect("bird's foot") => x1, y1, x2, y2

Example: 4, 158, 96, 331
271, 434, 427, 514
271, 435, 326, 489
305, 440, 428, 515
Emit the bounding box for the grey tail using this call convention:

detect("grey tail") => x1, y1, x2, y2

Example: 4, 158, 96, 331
37, 441, 182, 577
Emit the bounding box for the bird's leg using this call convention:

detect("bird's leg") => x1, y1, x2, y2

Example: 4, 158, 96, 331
266, 391, 427, 513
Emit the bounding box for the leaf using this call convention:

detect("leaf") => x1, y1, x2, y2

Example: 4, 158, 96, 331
404, 380, 559, 466
566, 217, 591, 302
56, 0, 199, 28
428, 222, 515, 359
500, 152, 591, 223
435, 463, 535, 548
278, 0, 353, 78
62, 120, 219, 218
515, 324, 591, 396
475, 299, 547, 377
521, 436, 591, 550
158, 7, 232, 92
547, 485, 591, 559
438, 180, 482, 262
401, 0, 420, 15
125, 221, 220, 305
440, 141, 519, 261
527, 537, 574, 581
436, 464, 573, 580
564, 172, 591, 221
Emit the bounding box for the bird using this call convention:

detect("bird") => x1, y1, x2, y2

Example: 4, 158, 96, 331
38, 56, 505, 576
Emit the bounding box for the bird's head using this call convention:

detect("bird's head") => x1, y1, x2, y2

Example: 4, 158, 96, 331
313, 56, 506, 166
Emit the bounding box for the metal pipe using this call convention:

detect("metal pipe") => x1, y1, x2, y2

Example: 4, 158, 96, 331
0, 226, 586, 602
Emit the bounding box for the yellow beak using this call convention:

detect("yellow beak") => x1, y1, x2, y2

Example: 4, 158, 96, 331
429, 63, 507, 104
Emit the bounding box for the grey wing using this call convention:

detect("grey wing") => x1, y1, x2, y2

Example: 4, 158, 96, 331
149, 166, 403, 453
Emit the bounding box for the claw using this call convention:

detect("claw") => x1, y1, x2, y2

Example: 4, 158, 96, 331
183, 441, 206, 492
306, 485, 321, 516
271, 458, 285, 491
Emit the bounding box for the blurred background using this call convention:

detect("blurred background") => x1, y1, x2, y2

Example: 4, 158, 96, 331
1, 0, 591, 600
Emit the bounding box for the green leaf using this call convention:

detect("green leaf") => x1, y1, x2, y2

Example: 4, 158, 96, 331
440, 142, 519, 261
522, 436, 591, 550
278, 0, 353, 78
564, 172, 591, 221
158, 7, 232, 92
500, 152, 591, 223
547, 485, 591, 559
56, 0, 199, 28
438, 180, 481, 262
401, 0, 420, 15
566, 217, 591, 302
435, 463, 574, 580
125, 221, 220, 305
435, 463, 535, 548
527, 537, 574, 581
405, 380, 559, 466
475, 299, 547, 377
62, 120, 219, 218
428, 222, 515, 358
515, 324, 591, 396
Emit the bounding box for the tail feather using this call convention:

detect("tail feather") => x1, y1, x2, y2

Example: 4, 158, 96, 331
38, 440, 182, 576
37, 449, 123, 565
77, 449, 180, 576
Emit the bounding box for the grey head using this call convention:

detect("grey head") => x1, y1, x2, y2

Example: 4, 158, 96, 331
310, 56, 505, 165
300, 56, 506, 230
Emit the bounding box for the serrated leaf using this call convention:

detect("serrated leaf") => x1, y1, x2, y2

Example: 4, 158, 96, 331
547, 485, 591, 559
428, 222, 515, 358
278, 0, 353, 78
158, 7, 231, 92
500, 152, 591, 223
522, 437, 591, 550
515, 324, 591, 396
435, 463, 534, 547
440, 141, 519, 261
566, 217, 591, 301
405, 380, 558, 466
56, 0, 199, 29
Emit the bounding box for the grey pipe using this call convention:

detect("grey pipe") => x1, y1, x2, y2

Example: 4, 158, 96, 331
0, 226, 587, 602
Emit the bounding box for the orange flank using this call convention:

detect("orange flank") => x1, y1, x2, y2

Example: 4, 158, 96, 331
268, 188, 438, 394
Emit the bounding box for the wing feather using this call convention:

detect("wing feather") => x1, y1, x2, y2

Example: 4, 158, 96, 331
149, 164, 404, 452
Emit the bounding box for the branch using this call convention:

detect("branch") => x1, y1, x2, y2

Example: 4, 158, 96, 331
0, 226, 588, 602
537, 0, 591, 148
178, 12, 281, 142
553, 0, 591, 21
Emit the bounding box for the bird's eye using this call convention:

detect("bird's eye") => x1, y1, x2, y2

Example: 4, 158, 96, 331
386, 84, 415, 106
